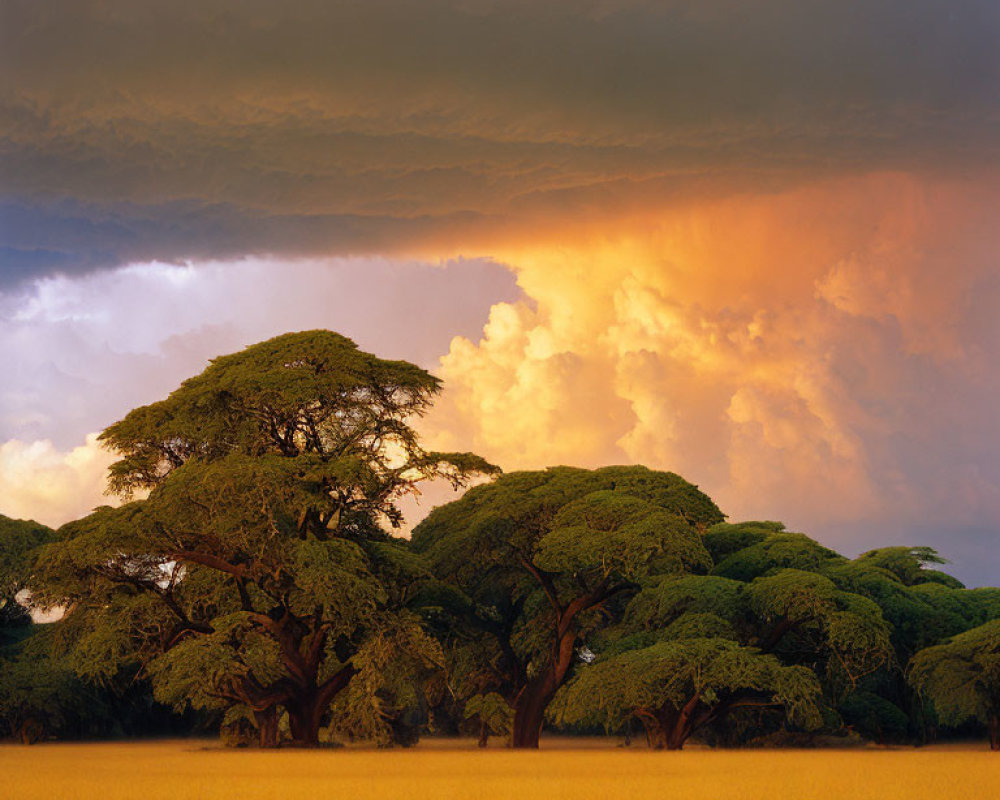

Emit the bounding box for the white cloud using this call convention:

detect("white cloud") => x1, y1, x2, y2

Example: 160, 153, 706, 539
0, 434, 113, 527
0, 256, 519, 448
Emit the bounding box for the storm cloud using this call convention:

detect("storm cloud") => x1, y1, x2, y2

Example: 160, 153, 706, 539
2, 1, 999, 585
3, 0, 999, 282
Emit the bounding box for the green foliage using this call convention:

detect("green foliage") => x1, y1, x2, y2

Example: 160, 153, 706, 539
702, 521, 784, 564
0, 515, 57, 637
712, 532, 845, 582
412, 465, 724, 746
326, 615, 445, 746
855, 547, 962, 588
824, 558, 989, 658
463, 692, 514, 737
744, 569, 839, 621
554, 637, 823, 734
745, 569, 893, 694
660, 612, 737, 641
145, 612, 287, 714
536, 491, 712, 580
99, 329, 497, 506
910, 619, 1000, 730
623, 575, 743, 632
412, 465, 722, 588
838, 691, 910, 743
34, 331, 494, 746
0, 626, 88, 742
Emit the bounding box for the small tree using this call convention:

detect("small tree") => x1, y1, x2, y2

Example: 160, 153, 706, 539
0, 632, 86, 743
910, 620, 1000, 750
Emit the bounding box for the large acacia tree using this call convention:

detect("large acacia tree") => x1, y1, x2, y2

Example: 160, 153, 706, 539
36, 330, 495, 746
411, 465, 724, 748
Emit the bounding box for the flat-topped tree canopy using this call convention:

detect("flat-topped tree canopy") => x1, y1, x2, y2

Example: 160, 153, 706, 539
557, 529, 896, 750
411, 465, 724, 748
554, 636, 824, 750
910, 619, 1000, 750
412, 465, 723, 585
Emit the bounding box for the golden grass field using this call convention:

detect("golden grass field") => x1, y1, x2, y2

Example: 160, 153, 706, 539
1, 738, 998, 800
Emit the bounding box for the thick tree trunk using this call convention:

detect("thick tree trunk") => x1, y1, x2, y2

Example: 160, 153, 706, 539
511, 679, 553, 749
254, 707, 280, 748
286, 694, 325, 747
990, 715, 999, 751
664, 722, 689, 751
666, 694, 701, 750
477, 720, 489, 748
284, 663, 356, 747
510, 625, 578, 749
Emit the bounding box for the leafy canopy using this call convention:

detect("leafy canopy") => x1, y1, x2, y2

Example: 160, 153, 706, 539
35, 330, 495, 746
910, 619, 1000, 729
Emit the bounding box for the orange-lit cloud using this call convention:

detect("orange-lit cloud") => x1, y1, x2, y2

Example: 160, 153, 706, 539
424, 172, 1000, 547
0, 434, 114, 526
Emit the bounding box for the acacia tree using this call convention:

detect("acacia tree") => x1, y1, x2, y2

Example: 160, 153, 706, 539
554, 547, 893, 749
553, 635, 823, 750
910, 620, 1000, 750
36, 331, 495, 746
819, 545, 1000, 742
0, 515, 56, 638
411, 466, 723, 748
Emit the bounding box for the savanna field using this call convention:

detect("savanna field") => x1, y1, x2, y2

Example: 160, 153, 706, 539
2, 739, 998, 800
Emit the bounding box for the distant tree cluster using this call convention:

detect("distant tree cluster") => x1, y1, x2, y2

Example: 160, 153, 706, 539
2, 331, 998, 750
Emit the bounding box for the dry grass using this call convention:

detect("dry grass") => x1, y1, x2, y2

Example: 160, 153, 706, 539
1, 738, 998, 800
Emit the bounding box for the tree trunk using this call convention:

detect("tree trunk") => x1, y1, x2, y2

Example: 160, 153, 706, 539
284, 663, 355, 747
664, 722, 689, 751
287, 695, 324, 747
254, 707, 280, 748
478, 720, 489, 748
990, 715, 999, 751
510, 626, 578, 749
511, 679, 553, 749
665, 694, 701, 750
19, 717, 44, 745
640, 696, 700, 751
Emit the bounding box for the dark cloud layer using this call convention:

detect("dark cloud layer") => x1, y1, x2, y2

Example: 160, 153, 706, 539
3, 0, 999, 283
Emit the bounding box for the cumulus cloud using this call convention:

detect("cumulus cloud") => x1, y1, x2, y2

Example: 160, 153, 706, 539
423, 172, 1000, 585
0, 434, 114, 527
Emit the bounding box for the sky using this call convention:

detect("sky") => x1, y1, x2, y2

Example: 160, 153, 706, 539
2, 0, 999, 585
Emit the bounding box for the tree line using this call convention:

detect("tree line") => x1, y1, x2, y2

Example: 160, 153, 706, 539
1, 331, 998, 750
